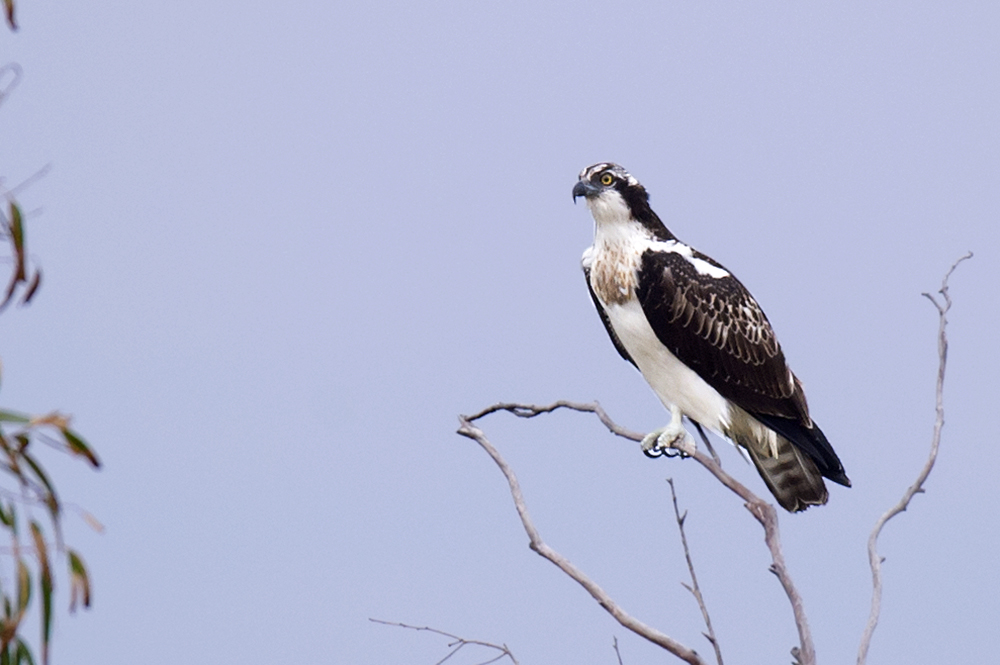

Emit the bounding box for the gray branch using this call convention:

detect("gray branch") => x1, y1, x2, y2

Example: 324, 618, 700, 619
612, 636, 624, 665
0, 63, 21, 110
857, 251, 972, 665
460, 400, 814, 665
668, 478, 723, 665
457, 412, 709, 665
369, 618, 519, 665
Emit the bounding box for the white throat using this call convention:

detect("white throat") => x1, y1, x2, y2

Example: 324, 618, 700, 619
586, 190, 636, 230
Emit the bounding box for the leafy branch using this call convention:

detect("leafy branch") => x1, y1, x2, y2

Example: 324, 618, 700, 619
0, 10, 103, 657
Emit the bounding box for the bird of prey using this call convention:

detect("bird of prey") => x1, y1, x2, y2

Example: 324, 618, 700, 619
573, 162, 849, 512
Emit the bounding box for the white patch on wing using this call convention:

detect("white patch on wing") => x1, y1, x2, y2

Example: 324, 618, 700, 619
658, 240, 730, 279
604, 298, 732, 432
582, 191, 730, 282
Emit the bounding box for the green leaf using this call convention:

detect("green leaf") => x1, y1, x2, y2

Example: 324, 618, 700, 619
13, 641, 33, 665
67, 551, 91, 612
3, 503, 15, 536
20, 455, 58, 521
0, 502, 12, 528
0, 202, 26, 312
61, 429, 100, 469
0, 412, 29, 425
8, 204, 24, 282
29, 523, 48, 572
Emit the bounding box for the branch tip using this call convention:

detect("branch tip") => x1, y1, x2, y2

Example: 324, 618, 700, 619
858, 253, 968, 664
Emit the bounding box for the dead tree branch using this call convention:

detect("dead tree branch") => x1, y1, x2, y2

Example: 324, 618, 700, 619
612, 636, 624, 665
0, 63, 21, 110
459, 401, 814, 665
456, 412, 709, 665
667, 478, 723, 665
857, 251, 972, 665
369, 618, 519, 665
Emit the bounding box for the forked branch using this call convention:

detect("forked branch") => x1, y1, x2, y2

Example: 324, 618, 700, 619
857, 252, 972, 665
668, 478, 723, 665
459, 401, 814, 665
370, 618, 519, 665
457, 412, 708, 665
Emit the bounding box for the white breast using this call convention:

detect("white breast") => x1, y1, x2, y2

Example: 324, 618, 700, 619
602, 298, 731, 432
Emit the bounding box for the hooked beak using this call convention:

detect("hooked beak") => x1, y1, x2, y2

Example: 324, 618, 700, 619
572, 179, 600, 203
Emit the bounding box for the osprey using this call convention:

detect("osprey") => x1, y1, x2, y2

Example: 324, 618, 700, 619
573, 162, 849, 512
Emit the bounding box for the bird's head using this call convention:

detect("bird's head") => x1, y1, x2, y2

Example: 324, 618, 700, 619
572, 163, 641, 203
573, 162, 664, 232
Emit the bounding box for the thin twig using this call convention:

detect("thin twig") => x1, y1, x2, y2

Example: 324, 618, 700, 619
463, 400, 643, 441
460, 401, 814, 664
613, 636, 624, 665
457, 413, 709, 665
857, 252, 971, 665
0, 63, 21, 110
0, 164, 52, 201
692, 422, 721, 468
667, 478, 723, 665
369, 618, 519, 665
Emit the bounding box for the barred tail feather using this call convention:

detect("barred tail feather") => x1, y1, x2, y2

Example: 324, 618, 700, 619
744, 437, 828, 512
725, 408, 829, 512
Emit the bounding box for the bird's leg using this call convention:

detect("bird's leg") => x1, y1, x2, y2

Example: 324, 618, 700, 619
641, 405, 695, 458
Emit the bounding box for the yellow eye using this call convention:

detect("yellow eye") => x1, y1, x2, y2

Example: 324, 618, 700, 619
600, 173, 614, 186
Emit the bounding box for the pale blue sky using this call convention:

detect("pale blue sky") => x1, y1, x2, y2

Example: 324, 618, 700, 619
1, 2, 997, 663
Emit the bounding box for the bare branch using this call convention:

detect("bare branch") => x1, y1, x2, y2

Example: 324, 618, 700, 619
456, 414, 709, 665
0, 63, 21, 110
1, 163, 52, 201
857, 251, 972, 665
692, 422, 722, 468
463, 400, 644, 442
667, 478, 723, 665
460, 401, 817, 664
613, 636, 624, 665
369, 618, 519, 665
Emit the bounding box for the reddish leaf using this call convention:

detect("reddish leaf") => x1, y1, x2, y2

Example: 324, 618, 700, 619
20, 269, 39, 306
8, 203, 24, 281
29, 523, 51, 665
2, 0, 15, 31
15, 561, 29, 615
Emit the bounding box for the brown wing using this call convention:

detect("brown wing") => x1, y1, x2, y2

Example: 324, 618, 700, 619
635, 248, 806, 419
636, 248, 849, 487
